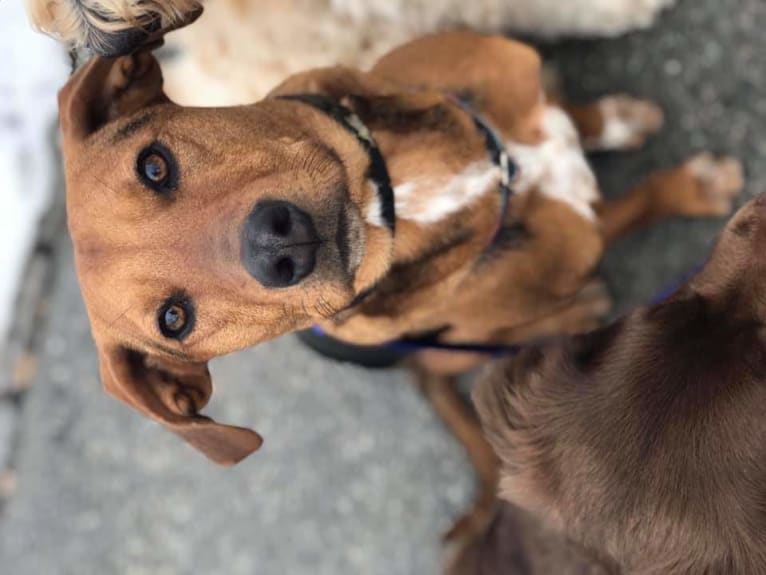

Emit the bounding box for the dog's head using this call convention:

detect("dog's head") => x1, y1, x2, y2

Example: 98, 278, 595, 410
58, 53, 396, 463
690, 192, 766, 316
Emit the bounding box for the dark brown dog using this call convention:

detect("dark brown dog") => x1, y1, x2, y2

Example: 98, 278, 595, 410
474, 194, 766, 573
58, 31, 742, 551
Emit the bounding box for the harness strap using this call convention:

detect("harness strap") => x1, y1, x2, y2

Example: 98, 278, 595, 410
310, 325, 523, 357
447, 95, 518, 247
310, 260, 704, 359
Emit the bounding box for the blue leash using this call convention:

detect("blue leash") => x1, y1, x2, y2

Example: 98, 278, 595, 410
649, 264, 703, 305
309, 325, 522, 357
310, 264, 703, 358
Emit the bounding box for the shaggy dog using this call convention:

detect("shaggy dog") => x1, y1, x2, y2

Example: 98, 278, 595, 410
28, 0, 677, 104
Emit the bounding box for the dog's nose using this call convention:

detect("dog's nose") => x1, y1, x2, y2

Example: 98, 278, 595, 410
241, 201, 320, 287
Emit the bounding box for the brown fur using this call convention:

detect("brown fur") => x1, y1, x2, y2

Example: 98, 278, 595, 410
59, 31, 742, 560
473, 195, 766, 573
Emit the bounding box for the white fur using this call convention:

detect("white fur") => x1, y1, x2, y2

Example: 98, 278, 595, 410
598, 105, 638, 149
585, 97, 655, 150
162, 0, 677, 106
507, 106, 599, 221
364, 182, 387, 227
392, 161, 500, 225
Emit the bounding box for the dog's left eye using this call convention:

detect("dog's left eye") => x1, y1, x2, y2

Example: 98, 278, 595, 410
137, 142, 178, 195
158, 295, 194, 340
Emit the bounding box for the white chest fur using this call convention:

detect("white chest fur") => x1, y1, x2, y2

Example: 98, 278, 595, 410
506, 106, 599, 221
392, 160, 500, 224
365, 105, 599, 227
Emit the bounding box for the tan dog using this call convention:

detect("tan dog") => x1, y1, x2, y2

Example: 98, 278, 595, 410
59, 31, 742, 549
473, 193, 766, 573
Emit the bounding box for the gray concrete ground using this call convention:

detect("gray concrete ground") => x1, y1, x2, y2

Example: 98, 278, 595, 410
1, 0, 765, 573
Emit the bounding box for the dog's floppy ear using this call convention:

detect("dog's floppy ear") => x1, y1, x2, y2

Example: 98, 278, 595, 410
98, 346, 263, 465
59, 52, 169, 143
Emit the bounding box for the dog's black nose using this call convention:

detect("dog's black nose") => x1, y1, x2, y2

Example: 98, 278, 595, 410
241, 201, 320, 287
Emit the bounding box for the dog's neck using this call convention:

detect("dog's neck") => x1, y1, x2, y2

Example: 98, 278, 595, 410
347, 94, 507, 265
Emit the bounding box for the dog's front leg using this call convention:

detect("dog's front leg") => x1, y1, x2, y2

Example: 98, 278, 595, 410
408, 360, 500, 553
597, 154, 743, 243
563, 96, 664, 152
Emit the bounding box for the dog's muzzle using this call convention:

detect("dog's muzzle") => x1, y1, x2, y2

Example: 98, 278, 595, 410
241, 200, 320, 288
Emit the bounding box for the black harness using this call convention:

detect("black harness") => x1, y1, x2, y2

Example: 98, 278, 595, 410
446, 94, 518, 245
280, 92, 522, 360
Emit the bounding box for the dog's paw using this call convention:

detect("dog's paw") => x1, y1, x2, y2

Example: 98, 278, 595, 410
585, 95, 664, 151
578, 278, 614, 314
442, 501, 498, 559
565, 278, 614, 334
685, 153, 745, 216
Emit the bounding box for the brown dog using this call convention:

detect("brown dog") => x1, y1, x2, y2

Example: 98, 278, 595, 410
58, 31, 742, 550
473, 194, 766, 573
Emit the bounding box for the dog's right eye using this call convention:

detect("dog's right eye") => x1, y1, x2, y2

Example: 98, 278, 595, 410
158, 295, 195, 340
137, 142, 178, 195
